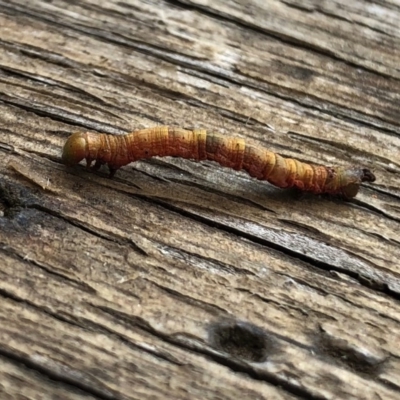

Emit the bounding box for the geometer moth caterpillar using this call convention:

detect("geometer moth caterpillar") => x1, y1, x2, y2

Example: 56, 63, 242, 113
62, 126, 376, 198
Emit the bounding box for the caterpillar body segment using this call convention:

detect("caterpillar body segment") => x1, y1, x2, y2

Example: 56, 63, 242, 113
62, 126, 375, 198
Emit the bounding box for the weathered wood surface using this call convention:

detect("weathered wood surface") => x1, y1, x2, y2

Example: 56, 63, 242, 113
0, 0, 399, 399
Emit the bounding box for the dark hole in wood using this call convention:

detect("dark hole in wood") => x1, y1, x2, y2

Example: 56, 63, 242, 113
0, 180, 23, 218
208, 319, 274, 362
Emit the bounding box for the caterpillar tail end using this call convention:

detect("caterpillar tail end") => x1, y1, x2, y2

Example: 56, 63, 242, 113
339, 167, 376, 199
360, 168, 376, 183
62, 132, 87, 166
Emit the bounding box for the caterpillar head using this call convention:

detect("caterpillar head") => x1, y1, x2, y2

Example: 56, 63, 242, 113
62, 132, 88, 166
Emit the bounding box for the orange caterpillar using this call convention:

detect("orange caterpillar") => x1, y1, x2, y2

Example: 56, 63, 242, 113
62, 126, 375, 198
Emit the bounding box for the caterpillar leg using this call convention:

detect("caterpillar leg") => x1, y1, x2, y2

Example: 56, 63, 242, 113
93, 159, 105, 171
108, 166, 118, 178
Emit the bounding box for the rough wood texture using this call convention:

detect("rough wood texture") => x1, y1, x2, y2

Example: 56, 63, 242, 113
0, 1, 399, 399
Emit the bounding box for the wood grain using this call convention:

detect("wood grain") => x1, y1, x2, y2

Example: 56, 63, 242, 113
0, 0, 399, 399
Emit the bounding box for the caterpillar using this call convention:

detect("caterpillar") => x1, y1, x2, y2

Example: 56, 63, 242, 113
62, 126, 375, 198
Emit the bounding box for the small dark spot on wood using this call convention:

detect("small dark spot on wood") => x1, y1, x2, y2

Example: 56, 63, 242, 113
358, 274, 386, 291
0, 180, 23, 218
272, 60, 314, 81
207, 319, 275, 362
314, 326, 387, 376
